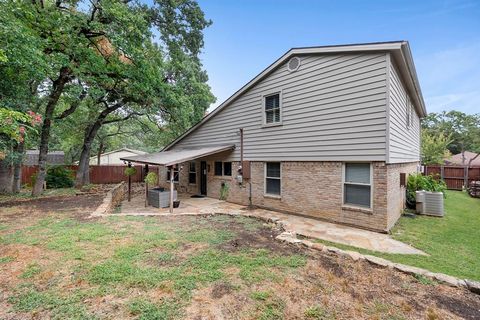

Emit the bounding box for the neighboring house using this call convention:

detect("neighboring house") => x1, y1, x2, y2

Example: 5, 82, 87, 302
125, 41, 426, 232
445, 151, 480, 166
90, 148, 147, 165
24, 150, 65, 166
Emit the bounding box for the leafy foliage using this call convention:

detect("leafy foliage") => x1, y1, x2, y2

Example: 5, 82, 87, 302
0, 0, 215, 192
422, 111, 480, 163
30, 167, 74, 189
45, 166, 74, 189
124, 167, 137, 177
421, 130, 451, 165
144, 172, 158, 186
406, 173, 447, 206
219, 182, 229, 200
0, 108, 41, 162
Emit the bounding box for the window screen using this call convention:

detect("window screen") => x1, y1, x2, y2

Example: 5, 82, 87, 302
189, 162, 196, 184
265, 94, 280, 124
265, 162, 281, 195
223, 162, 232, 176
214, 162, 223, 176
344, 163, 371, 208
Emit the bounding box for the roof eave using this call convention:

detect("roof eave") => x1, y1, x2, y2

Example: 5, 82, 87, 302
399, 42, 427, 118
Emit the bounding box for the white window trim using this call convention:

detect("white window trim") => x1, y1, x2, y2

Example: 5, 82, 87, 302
188, 161, 196, 185
264, 162, 281, 198
342, 163, 373, 209
262, 90, 283, 127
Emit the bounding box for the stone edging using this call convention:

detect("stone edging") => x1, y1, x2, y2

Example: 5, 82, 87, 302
238, 213, 480, 295
91, 182, 126, 216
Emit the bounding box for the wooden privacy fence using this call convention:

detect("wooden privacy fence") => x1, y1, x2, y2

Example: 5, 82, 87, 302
424, 165, 480, 190
21, 165, 159, 185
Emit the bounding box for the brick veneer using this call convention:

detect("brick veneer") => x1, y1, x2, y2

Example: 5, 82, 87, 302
156, 160, 418, 232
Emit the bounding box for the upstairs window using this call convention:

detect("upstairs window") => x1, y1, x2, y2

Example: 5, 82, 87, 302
264, 93, 281, 124
406, 100, 412, 128
343, 163, 371, 208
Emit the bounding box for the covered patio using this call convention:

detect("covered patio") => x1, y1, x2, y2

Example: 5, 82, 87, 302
120, 145, 235, 212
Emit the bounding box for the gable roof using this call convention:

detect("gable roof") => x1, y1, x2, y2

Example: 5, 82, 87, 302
120, 145, 235, 166
24, 150, 65, 166
445, 151, 480, 166
164, 41, 426, 151
90, 148, 147, 160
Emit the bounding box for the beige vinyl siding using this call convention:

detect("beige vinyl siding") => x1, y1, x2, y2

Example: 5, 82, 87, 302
388, 57, 421, 163
174, 53, 388, 162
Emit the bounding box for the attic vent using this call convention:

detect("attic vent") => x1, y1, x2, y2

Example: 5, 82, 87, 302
287, 57, 301, 72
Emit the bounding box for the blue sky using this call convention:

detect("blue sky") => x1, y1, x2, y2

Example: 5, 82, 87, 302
196, 0, 480, 115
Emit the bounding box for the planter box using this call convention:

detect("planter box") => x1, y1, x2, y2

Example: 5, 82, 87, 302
147, 187, 177, 208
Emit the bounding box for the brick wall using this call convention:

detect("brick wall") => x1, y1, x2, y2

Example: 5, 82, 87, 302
386, 162, 419, 230
156, 159, 418, 232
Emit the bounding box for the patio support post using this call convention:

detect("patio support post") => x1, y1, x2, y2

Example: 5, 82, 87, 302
127, 162, 132, 202
169, 165, 174, 213
240, 128, 243, 185
144, 164, 149, 207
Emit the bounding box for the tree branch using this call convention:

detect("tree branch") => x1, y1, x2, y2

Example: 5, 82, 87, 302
54, 85, 87, 120
103, 112, 143, 124
468, 153, 480, 166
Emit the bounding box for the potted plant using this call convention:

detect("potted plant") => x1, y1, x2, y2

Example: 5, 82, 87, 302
144, 172, 158, 207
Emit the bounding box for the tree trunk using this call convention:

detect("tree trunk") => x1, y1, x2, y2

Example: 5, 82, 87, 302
0, 160, 13, 194
75, 124, 98, 187
32, 67, 71, 196
75, 104, 122, 187
12, 141, 25, 193
97, 141, 104, 165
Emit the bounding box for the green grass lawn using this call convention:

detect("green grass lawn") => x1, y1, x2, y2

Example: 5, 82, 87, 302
316, 190, 480, 281
2, 195, 479, 319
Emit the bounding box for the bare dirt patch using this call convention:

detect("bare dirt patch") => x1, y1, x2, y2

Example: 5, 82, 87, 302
211, 281, 235, 299
0, 194, 103, 222
433, 292, 480, 319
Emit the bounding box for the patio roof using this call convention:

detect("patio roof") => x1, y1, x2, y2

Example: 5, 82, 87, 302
119, 145, 235, 166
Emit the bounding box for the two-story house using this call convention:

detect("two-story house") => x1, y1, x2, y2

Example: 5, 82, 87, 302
125, 41, 426, 232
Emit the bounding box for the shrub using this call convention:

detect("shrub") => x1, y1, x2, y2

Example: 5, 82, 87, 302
219, 182, 229, 200
124, 167, 137, 177
406, 173, 447, 207
45, 166, 74, 188
144, 172, 158, 186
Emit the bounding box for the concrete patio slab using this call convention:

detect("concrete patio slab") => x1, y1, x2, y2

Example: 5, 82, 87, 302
112, 194, 425, 255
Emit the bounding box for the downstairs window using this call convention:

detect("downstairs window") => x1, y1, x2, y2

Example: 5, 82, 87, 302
343, 163, 371, 208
